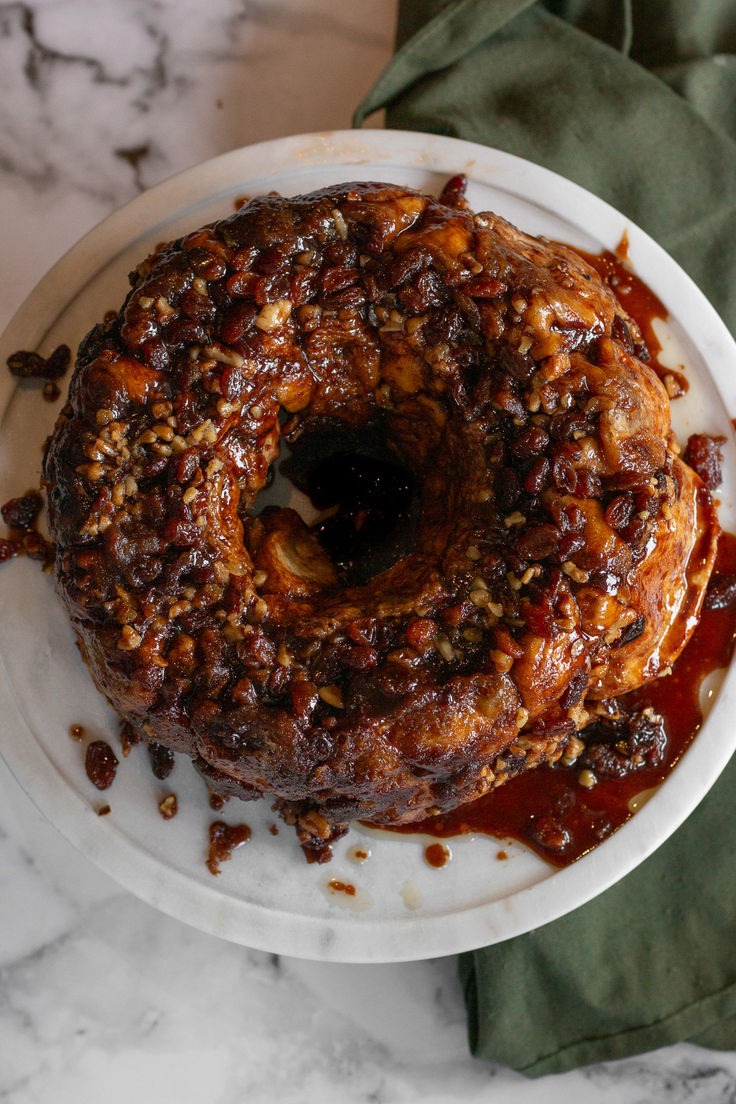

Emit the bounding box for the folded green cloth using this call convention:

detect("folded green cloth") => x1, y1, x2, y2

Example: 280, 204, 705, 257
355, 0, 736, 1076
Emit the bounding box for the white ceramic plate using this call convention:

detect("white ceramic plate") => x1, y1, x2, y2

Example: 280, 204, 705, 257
2, 130, 736, 963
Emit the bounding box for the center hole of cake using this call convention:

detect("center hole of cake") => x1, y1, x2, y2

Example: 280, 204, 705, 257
280, 420, 420, 587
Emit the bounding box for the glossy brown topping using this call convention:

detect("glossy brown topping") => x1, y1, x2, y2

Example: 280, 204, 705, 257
405, 530, 736, 866
42, 179, 718, 857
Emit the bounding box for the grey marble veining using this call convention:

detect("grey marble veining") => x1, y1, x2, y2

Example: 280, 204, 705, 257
2, 1, 736, 1100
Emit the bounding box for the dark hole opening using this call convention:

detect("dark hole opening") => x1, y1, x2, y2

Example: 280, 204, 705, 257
280, 417, 421, 587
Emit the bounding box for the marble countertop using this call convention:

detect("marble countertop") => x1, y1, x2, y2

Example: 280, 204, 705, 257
2, 1, 736, 1100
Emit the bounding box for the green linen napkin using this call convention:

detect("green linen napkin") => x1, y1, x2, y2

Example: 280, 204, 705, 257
355, 0, 736, 1077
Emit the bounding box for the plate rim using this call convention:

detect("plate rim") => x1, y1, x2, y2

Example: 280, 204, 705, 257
2, 128, 736, 962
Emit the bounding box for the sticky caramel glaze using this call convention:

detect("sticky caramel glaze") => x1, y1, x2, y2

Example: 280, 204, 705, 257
43, 180, 718, 859
394, 531, 736, 866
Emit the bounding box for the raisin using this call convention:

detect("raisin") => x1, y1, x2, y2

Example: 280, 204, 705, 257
560, 668, 588, 709
512, 426, 549, 459
290, 268, 321, 305
574, 470, 602, 498
515, 524, 560, 561
405, 618, 437, 651
463, 276, 505, 299
321, 266, 360, 295
322, 285, 366, 310
438, 174, 468, 208
166, 319, 205, 346
581, 708, 666, 777
180, 288, 217, 324
7, 344, 70, 380
605, 494, 634, 530
202, 257, 227, 282
611, 314, 635, 354
495, 467, 521, 511
85, 740, 119, 790
175, 448, 199, 485
226, 271, 258, 298
704, 574, 736, 611
529, 816, 570, 851
558, 532, 585, 560
423, 307, 463, 345
498, 345, 535, 381
346, 619, 376, 646
1, 491, 43, 530
684, 433, 725, 490
22, 531, 54, 565
45, 345, 72, 378
552, 454, 577, 493
616, 615, 647, 646
523, 457, 551, 493
439, 602, 473, 628
523, 597, 557, 637
399, 270, 446, 314
550, 410, 590, 441
142, 338, 169, 370
255, 272, 290, 304
148, 742, 175, 780
342, 644, 379, 671
623, 514, 649, 546
119, 721, 141, 757
256, 245, 292, 275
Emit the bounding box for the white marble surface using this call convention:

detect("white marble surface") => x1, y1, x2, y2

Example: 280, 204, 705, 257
2, 1, 736, 1099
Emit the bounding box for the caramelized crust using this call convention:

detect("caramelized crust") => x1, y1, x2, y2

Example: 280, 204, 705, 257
43, 180, 718, 853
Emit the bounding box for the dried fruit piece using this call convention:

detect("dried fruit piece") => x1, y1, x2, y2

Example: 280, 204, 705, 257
1, 491, 43, 531
7, 344, 70, 380
148, 742, 175, 780
684, 433, 725, 490
85, 740, 119, 790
